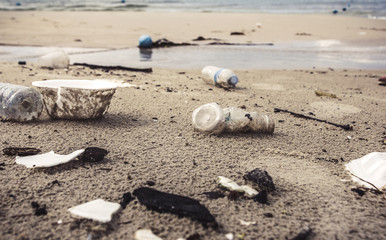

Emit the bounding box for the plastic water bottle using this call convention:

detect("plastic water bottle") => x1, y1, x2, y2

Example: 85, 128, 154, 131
192, 103, 275, 134
201, 66, 239, 88
138, 35, 153, 48
248, 112, 275, 133
0, 83, 43, 122
36, 51, 69, 69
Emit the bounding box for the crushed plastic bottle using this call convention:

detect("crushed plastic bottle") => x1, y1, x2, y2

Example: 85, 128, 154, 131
36, 51, 69, 69
201, 66, 238, 88
0, 83, 43, 122
192, 102, 225, 134
223, 107, 251, 132
192, 103, 274, 134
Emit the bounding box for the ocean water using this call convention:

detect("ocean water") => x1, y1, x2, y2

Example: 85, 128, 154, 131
0, 0, 386, 18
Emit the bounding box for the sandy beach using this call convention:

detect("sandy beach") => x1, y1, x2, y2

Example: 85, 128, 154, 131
0, 11, 385, 240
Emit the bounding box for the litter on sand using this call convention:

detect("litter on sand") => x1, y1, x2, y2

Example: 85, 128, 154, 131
15, 149, 85, 168
345, 152, 386, 191
134, 229, 163, 240
133, 187, 217, 226
68, 199, 121, 223
218, 176, 259, 197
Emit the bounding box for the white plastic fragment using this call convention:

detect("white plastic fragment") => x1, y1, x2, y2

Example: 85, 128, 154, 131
218, 176, 258, 197
218, 176, 245, 192
239, 219, 257, 226
241, 185, 259, 197
345, 152, 386, 190
68, 199, 121, 223
225, 233, 234, 240
15, 149, 85, 168
134, 229, 163, 240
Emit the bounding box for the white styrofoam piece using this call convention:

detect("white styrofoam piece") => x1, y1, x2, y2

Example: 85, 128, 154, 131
15, 149, 85, 168
68, 199, 121, 223
134, 229, 163, 240
345, 152, 386, 190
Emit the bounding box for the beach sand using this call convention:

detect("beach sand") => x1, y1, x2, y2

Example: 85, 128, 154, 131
0, 11, 385, 240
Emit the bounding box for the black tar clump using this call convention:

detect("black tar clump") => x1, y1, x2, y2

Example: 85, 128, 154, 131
79, 147, 108, 162
244, 168, 276, 192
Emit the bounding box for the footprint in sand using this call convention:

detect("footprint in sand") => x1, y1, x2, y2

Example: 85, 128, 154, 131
310, 101, 361, 118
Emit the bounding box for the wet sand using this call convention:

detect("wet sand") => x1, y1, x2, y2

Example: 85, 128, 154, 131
0, 11, 385, 240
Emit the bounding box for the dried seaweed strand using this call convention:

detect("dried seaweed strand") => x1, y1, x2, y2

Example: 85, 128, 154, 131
274, 108, 353, 131
72, 63, 152, 73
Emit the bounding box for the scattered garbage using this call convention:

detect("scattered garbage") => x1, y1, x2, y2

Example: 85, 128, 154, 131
79, 147, 108, 162
379, 76, 386, 86
218, 176, 259, 198
68, 199, 121, 223
192, 103, 274, 134
15, 149, 85, 168
201, 66, 238, 88
32, 79, 118, 120
135, 229, 163, 240
36, 51, 69, 69
345, 152, 386, 191
138, 35, 153, 48
3, 147, 41, 156
0, 82, 43, 122
133, 187, 217, 226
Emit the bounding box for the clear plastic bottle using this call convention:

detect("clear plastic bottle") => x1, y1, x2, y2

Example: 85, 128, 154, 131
192, 103, 275, 134
201, 66, 238, 88
0, 83, 43, 122
223, 107, 250, 132
36, 51, 69, 69
192, 102, 225, 134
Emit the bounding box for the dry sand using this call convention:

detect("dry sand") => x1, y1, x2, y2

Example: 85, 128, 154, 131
0, 11, 385, 240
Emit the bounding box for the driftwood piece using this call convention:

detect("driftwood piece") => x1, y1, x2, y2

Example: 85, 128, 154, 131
72, 63, 152, 73
274, 108, 353, 131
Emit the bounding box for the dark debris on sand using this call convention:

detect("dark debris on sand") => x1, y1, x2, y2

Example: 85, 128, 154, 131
244, 168, 276, 192
133, 187, 217, 227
